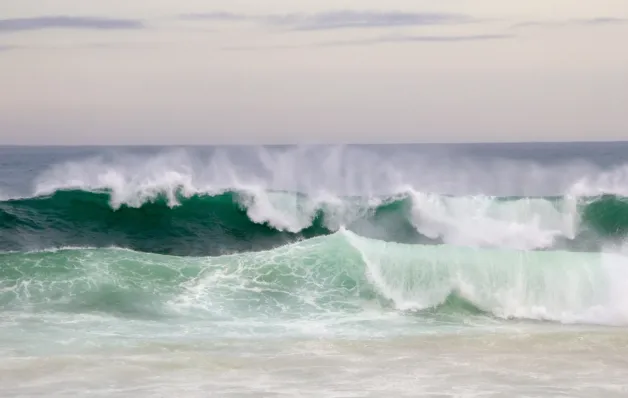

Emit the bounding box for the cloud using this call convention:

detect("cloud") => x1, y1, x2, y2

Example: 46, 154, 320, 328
0, 42, 166, 52
267, 10, 471, 30
224, 33, 513, 51
178, 10, 472, 30
0, 16, 144, 33
513, 17, 627, 29
325, 34, 513, 45
179, 12, 249, 21
584, 17, 627, 25
0, 44, 131, 55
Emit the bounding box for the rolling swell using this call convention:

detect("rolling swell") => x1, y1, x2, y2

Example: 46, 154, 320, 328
1, 188, 628, 255
1, 231, 626, 326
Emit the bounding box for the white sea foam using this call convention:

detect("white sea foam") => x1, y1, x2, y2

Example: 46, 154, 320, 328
569, 164, 628, 197
30, 145, 619, 198
4, 229, 628, 327
5, 145, 628, 398
18, 145, 628, 246
163, 230, 628, 326
407, 190, 580, 250
344, 230, 628, 325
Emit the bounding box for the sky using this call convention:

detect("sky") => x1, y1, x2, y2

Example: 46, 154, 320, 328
0, 1, 627, 144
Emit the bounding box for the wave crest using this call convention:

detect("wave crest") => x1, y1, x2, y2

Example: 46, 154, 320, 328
3, 186, 628, 254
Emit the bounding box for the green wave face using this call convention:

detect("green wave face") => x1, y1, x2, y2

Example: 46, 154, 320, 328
581, 194, 628, 236
0, 190, 334, 255
2, 231, 623, 326
2, 188, 628, 255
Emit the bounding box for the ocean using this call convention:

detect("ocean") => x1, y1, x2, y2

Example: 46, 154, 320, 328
1, 143, 628, 397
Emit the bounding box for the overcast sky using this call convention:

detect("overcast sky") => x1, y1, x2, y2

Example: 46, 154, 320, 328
1, 0, 627, 144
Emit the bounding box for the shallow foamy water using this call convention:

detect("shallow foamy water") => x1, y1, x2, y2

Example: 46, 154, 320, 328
2, 327, 628, 397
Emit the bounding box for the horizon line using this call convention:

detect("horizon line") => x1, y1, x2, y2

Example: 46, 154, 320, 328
1, 139, 627, 147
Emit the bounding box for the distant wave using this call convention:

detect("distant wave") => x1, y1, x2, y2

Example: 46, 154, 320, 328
0, 189, 333, 255
1, 186, 628, 255
2, 146, 628, 255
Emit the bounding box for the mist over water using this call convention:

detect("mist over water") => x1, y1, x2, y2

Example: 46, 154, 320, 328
3, 144, 628, 254
2, 143, 628, 396
18, 143, 628, 198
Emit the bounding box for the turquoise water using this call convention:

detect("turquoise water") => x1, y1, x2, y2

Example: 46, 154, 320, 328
2, 144, 628, 396
3, 231, 625, 327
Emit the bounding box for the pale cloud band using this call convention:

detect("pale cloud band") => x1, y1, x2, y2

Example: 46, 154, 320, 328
180, 10, 472, 30
180, 10, 625, 32
265, 11, 471, 30
179, 12, 248, 22
1, 11, 623, 36
0, 16, 144, 33
513, 17, 627, 29
0, 9, 622, 53
324, 33, 513, 45
224, 33, 513, 51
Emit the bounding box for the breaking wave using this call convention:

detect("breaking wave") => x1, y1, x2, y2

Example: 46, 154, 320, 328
1, 187, 627, 254
3, 146, 628, 333
2, 231, 628, 326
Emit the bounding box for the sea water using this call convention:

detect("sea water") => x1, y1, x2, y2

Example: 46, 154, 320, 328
1, 143, 628, 397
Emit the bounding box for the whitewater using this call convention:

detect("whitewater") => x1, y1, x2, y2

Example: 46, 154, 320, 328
2, 144, 628, 397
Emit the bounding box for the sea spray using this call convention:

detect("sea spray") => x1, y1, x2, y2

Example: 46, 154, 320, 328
1, 188, 626, 254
